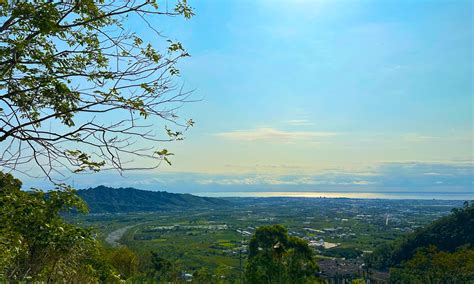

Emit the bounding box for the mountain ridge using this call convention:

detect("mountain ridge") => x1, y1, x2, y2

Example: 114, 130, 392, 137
76, 185, 230, 213
367, 201, 474, 270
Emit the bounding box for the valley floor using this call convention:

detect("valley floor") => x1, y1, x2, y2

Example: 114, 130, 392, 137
69, 197, 463, 281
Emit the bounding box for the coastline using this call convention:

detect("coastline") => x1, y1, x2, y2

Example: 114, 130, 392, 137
194, 191, 474, 200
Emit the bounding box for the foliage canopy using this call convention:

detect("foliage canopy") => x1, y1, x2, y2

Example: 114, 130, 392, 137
0, 172, 119, 281
245, 224, 320, 284
0, 0, 194, 181
389, 245, 474, 283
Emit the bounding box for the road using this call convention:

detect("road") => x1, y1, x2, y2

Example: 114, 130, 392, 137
105, 225, 137, 247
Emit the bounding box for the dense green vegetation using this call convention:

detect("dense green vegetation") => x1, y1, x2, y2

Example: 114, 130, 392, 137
0, 173, 228, 282
77, 186, 229, 213
389, 246, 474, 283
245, 225, 320, 283
367, 201, 474, 282
0, 172, 119, 282
0, 173, 197, 282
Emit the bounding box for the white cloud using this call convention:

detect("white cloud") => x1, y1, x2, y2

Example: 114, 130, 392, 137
284, 119, 315, 126
214, 127, 336, 142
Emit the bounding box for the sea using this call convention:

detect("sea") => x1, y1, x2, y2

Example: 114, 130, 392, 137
194, 191, 474, 200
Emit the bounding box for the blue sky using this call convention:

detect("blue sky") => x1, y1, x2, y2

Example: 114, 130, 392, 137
23, 0, 474, 194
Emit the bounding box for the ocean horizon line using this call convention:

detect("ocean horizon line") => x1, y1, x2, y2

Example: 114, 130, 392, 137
193, 191, 474, 200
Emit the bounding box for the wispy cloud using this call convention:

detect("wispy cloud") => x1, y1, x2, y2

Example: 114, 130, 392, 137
214, 127, 336, 142
197, 175, 320, 186
351, 180, 374, 185
401, 133, 439, 142
423, 172, 454, 176
284, 119, 315, 126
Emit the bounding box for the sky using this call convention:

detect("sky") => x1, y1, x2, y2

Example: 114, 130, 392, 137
23, 0, 474, 195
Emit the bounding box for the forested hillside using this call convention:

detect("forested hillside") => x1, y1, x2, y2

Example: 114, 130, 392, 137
368, 201, 474, 282
77, 186, 229, 213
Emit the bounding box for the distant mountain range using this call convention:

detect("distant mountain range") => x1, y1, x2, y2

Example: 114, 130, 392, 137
76, 186, 230, 213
